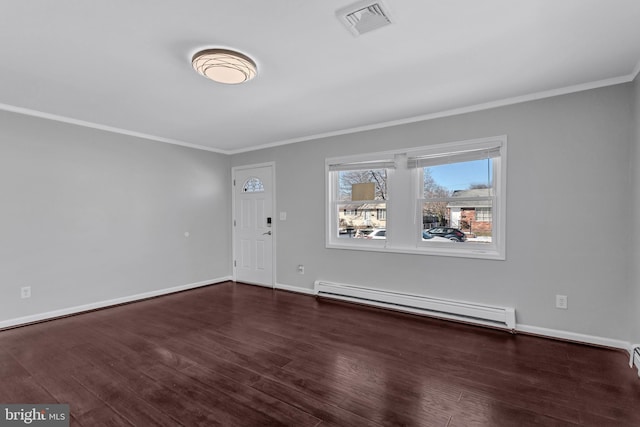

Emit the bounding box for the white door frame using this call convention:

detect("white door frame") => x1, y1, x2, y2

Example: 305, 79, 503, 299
231, 162, 276, 288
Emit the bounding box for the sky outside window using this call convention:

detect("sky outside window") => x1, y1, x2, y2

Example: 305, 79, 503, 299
428, 159, 493, 192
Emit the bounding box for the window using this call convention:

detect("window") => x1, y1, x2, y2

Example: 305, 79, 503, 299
330, 162, 391, 240
242, 177, 264, 192
476, 207, 492, 222
326, 136, 506, 259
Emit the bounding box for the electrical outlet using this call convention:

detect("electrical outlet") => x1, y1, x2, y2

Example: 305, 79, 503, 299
21, 286, 31, 299
297, 264, 305, 274
555, 294, 568, 309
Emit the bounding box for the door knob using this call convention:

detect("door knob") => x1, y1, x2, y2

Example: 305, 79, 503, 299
263, 231, 272, 235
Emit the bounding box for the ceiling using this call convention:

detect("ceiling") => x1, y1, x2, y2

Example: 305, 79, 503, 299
1, 1, 640, 154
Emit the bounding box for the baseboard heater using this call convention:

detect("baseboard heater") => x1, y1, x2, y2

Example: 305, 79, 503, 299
314, 280, 516, 331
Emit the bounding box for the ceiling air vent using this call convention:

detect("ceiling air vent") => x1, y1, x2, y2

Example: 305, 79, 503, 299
337, 0, 393, 36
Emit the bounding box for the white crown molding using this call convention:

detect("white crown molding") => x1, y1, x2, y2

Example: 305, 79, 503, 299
0, 276, 231, 330
2, 66, 638, 156
0, 102, 227, 154
228, 72, 638, 154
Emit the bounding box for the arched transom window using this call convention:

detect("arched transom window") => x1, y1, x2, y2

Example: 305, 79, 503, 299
243, 177, 265, 192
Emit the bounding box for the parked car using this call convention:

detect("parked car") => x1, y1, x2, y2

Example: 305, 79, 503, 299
425, 227, 466, 242
421, 231, 453, 242
363, 228, 463, 241
354, 229, 374, 238
365, 229, 451, 242
365, 228, 386, 239
339, 227, 356, 237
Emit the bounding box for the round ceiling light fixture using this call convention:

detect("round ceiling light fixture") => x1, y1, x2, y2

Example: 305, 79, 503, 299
192, 48, 257, 85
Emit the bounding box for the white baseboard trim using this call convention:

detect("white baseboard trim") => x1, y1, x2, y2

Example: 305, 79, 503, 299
629, 344, 640, 377
6, 277, 635, 365
271, 284, 635, 355
276, 282, 632, 352
516, 324, 630, 350
0, 276, 232, 330
234, 280, 274, 289
274, 283, 316, 296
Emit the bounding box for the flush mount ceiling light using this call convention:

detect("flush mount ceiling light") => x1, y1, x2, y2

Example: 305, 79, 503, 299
191, 48, 257, 84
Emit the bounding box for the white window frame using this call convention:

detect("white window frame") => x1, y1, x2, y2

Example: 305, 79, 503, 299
325, 136, 507, 260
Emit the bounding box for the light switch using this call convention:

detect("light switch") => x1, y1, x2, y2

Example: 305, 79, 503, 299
279, 212, 287, 221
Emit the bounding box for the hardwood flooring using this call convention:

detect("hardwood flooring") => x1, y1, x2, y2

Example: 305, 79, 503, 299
1, 281, 639, 426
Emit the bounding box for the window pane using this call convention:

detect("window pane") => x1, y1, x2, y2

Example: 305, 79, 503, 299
242, 177, 264, 192
424, 159, 493, 198
339, 169, 387, 201
421, 158, 493, 244
476, 207, 492, 222
337, 202, 386, 238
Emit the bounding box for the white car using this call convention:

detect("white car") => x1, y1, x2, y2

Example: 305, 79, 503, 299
366, 229, 452, 241
365, 228, 386, 239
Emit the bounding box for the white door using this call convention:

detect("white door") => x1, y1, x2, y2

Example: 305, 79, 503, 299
450, 208, 461, 228
233, 164, 274, 287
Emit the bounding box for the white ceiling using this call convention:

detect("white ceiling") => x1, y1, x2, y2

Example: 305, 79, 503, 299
1, 1, 640, 154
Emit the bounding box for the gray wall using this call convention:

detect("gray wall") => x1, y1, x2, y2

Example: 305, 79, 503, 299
1, 81, 635, 344
0, 110, 231, 323
232, 83, 634, 341
632, 75, 640, 345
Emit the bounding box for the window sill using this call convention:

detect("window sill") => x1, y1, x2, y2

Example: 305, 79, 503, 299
326, 241, 505, 260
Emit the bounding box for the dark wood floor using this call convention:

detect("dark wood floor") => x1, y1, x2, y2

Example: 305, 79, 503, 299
1, 281, 639, 426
